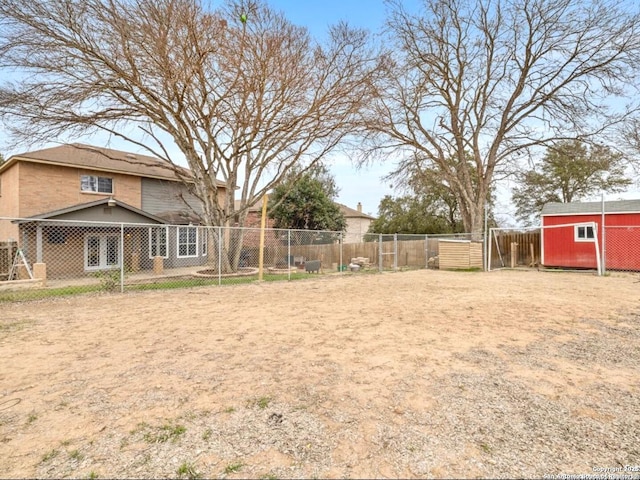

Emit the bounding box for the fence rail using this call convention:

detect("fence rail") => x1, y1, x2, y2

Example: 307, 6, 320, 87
1, 218, 478, 301
3, 214, 638, 302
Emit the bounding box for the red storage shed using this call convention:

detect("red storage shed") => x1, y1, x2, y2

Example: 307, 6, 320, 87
541, 199, 640, 271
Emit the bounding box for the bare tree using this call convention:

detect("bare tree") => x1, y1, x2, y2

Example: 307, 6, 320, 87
360, 0, 640, 237
0, 0, 382, 270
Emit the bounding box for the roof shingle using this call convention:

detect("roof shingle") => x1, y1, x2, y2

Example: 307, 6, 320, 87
5, 143, 224, 186
541, 199, 640, 215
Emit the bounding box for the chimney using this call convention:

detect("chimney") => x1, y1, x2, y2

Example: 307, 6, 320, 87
357, 202, 362, 213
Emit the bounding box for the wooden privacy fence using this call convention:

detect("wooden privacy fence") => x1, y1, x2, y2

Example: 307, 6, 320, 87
288, 239, 429, 270
489, 231, 541, 269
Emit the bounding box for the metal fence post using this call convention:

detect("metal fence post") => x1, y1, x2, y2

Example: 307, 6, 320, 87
288, 229, 291, 281
379, 234, 383, 272
601, 194, 606, 275
218, 226, 222, 286
394, 233, 398, 271
425, 234, 428, 269
484, 203, 489, 271
120, 223, 124, 293
339, 232, 343, 274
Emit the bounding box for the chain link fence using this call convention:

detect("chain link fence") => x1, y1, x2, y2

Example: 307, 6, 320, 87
488, 224, 640, 275
603, 225, 640, 273
1, 218, 470, 301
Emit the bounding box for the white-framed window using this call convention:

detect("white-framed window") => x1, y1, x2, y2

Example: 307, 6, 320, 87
149, 226, 169, 258
177, 226, 198, 257
201, 227, 208, 256
81, 175, 113, 194
575, 225, 595, 242
84, 233, 120, 270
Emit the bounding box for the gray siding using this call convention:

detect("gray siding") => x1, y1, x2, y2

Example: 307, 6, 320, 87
141, 178, 203, 218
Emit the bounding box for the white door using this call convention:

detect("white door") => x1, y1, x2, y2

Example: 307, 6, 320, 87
84, 233, 120, 270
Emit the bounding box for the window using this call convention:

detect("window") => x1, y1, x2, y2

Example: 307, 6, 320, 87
201, 228, 208, 256
177, 226, 198, 257
149, 227, 168, 258
81, 175, 113, 194
47, 230, 66, 244
575, 225, 595, 242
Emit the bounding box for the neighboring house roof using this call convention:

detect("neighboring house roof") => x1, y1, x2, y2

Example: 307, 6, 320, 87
337, 203, 376, 220
234, 199, 377, 219
234, 198, 264, 212
541, 200, 640, 216
2, 143, 225, 186
14, 198, 167, 224
153, 209, 201, 225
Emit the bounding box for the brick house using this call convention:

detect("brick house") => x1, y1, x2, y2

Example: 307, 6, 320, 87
0, 143, 225, 278
338, 202, 376, 243
238, 199, 375, 245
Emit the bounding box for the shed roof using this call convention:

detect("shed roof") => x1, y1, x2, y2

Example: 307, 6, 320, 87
541, 199, 640, 216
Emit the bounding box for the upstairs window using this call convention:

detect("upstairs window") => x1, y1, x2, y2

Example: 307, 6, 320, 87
81, 175, 113, 194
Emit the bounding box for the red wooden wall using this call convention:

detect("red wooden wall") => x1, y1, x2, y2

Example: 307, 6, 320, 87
542, 213, 640, 270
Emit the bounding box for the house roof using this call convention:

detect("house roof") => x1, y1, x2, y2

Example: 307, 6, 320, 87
14, 198, 167, 224
234, 198, 265, 212
233, 199, 377, 219
541, 199, 640, 216
3, 143, 225, 186
337, 203, 376, 220
153, 209, 202, 225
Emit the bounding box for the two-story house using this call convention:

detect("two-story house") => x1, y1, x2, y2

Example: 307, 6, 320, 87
337, 202, 376, 243
238, 199, 376, 245
0, 143, 224, 278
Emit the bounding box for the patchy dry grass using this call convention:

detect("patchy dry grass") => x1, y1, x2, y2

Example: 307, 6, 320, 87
0, 270, 638, 478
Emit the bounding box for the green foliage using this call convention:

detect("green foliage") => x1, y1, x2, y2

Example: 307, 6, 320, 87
368, 194, 465, 235
177, 461, 202, 479
93, 269, 121, 292
69, 449, 84, 461
142, 423, 186, 443
224, 462, 244, 474
268, 165, 346, 233
512, 141, 631, 225
41, 448, 59, 463
247, 396, 272, 409
381, 154, 497, 234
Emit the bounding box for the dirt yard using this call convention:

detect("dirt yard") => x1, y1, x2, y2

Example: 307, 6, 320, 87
1, 269, 639, 479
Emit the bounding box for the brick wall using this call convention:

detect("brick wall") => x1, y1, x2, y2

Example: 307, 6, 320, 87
0, 163, 21, 240
18, 162, 142, 217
